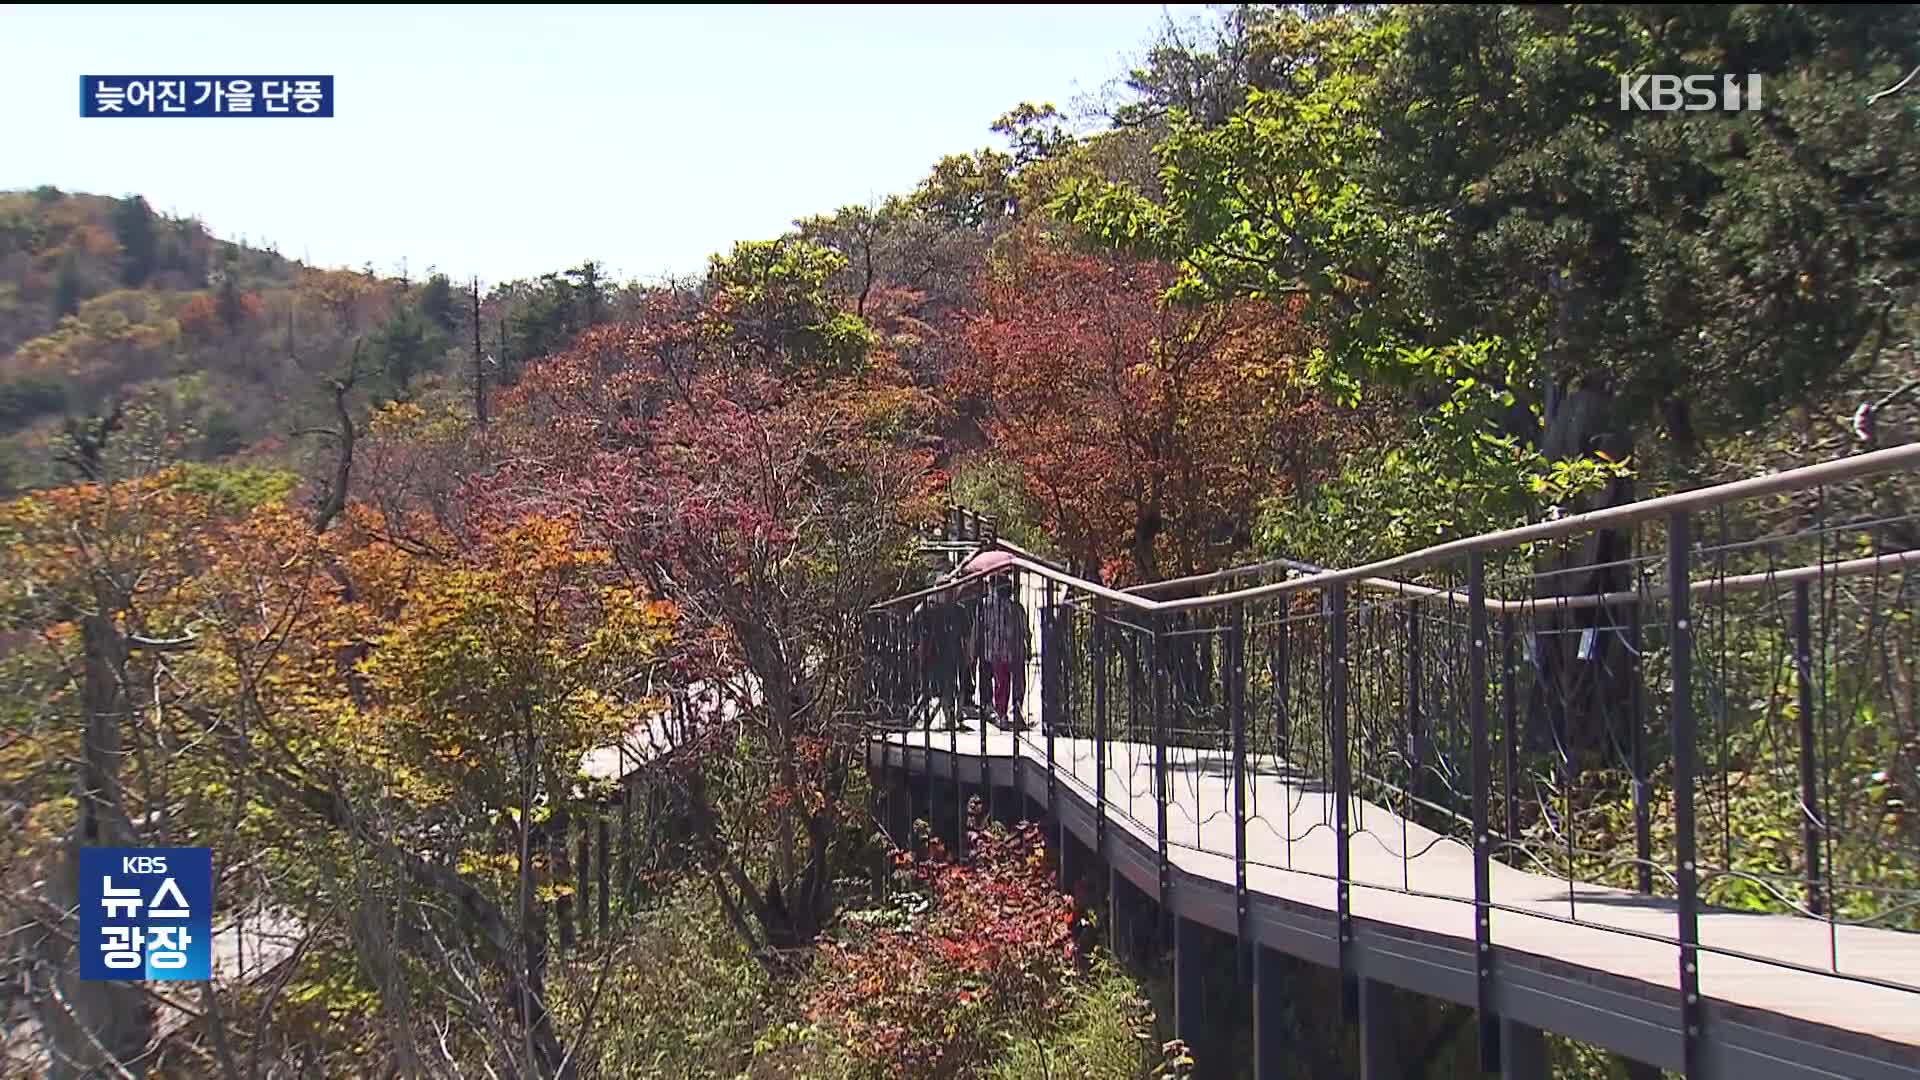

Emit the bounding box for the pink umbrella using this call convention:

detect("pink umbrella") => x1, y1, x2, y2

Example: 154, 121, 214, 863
959, 549, 1015, 576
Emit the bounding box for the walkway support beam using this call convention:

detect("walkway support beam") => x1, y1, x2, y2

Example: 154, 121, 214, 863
1359, 978, 1398, 1080
1501, 1019, 1548, 1080
1175, 916, 1206, 1057
1253, 946, 1288, 1080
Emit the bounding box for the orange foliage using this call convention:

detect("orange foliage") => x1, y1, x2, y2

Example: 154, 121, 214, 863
956, 236, 1350, 581
177, 293, 220, 339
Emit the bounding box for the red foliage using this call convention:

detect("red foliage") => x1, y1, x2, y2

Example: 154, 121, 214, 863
956, 234, 1354, 582
177, 293, 222, 340
470, 280, 943, 952
806, 813, 1078, 1079
178, 290, 264, 340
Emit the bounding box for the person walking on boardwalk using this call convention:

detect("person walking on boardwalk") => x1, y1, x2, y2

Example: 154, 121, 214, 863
910, 576, 974, 729
974, 575, 1030, 727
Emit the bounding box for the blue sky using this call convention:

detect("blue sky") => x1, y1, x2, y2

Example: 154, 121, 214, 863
3, 4, 1198, 286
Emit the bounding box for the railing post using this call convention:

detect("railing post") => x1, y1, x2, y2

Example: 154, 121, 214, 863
951, 598, 964, 859
1500, 613, 1519, 850
982, 579, 996, 786
1274, 614, 1291, 867
1793, 580, 1824, 915
1230, 601, 1249, 984
1469, 552, 1499, 1071
1405, 599, 1422, 893
925, 609, 939, 853
1010, 608, 1024, 817
1154, 611, 1171, 908
1669, 511, 1703, 1078
1330, 581, 1355, 1019
1045, 580, 1058, 839
1628, 603, 1652, 896
1094, 612, 1108, 862
1274, 618, 1290, 771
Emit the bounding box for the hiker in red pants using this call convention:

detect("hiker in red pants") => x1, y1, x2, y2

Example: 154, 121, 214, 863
974, 575, 1030, 728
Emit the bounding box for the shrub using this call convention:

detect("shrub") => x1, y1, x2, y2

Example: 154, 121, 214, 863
0, 374, 67, 431
985, 952, 1158, 1080
553, 882, 782, 1080
806, 810, 1077, 1079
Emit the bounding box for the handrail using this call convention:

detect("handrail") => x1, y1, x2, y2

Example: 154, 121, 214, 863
1157, 442, 1920, 613
1140, 549, 1920, 614
873, 564, 1006, 611
871, 552, 1149, 612
882, 539, 1920, 618
1125, 554, 1325, 596
874, 442, 1920, 614
987, 536, 1073, 574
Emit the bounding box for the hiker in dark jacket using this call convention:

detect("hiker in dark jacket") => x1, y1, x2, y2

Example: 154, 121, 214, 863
911, 577, 975, 727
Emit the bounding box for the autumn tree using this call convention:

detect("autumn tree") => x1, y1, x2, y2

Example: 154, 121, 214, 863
704, 238, 873, 378
1, 470, 236, 1077
1105, 5, 1282, 130
1, 447, 678, 1077
1063, 2, 1920, 756
368, 307, 448, 400
419, 271, 458, 334
957, 234, 1349, 581
485, 243, 937, 962
1065, 4, 1920, 474
110, 194, 157, 287
565, 261, 609, 328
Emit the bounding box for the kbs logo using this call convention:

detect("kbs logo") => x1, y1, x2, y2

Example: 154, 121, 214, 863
79, 847, 212, 982
1620, 74, 1763, 112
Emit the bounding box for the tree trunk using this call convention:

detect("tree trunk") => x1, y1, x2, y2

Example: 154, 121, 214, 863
1131, 507, 1163, 583
350, 897, 425, 1080
1525, 378, 1638, 764
28, 614, 152, 1079
552, 805, 575, 954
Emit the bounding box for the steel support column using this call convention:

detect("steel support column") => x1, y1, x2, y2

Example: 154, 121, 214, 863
1501, 1018, 1548, 1080
1359, 978, 1398, 1080
1254, 946, 1289, 1080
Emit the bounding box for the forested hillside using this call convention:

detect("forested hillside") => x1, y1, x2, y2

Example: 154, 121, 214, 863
0, 187, 642, 498
4, 5, 1918, 1079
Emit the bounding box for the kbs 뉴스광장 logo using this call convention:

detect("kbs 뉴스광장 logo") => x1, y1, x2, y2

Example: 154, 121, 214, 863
79, 847, 214, 981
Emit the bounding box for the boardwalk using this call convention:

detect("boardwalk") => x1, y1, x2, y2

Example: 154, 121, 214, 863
870, 726, 1920, 1078
867, 446, 1920, 1080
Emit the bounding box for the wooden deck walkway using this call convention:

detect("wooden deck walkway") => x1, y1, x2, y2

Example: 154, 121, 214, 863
870, 723, 1920, 1079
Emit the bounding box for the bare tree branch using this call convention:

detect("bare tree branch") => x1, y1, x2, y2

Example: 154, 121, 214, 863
1868, 63, 1920, 105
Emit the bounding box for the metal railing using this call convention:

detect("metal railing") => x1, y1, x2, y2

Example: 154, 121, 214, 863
862, 443, 1920, 1074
